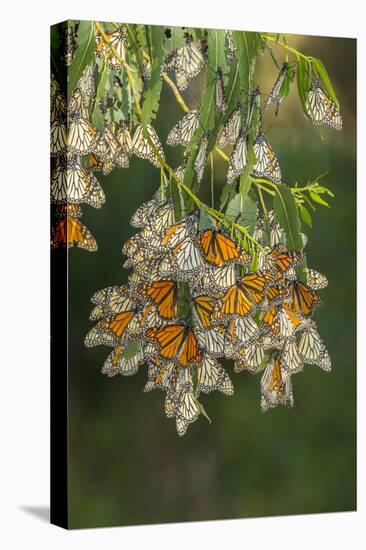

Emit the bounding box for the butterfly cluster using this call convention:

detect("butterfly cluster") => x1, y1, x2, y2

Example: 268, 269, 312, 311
50, 25, 166, 251
85, 197, 331, 436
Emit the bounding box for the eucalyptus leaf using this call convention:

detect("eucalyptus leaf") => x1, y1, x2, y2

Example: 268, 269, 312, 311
299, 204, 312, 227
121, 340, 143, 359
141, 25, 165, 131
312, 57, 340, 110
273, 184, 304, 251
68, 20, 96, 100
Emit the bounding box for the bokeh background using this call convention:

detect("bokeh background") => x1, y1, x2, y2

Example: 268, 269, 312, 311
67, 30, 356, 528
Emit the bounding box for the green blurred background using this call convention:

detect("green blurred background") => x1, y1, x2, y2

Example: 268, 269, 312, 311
67, 31, 356, 528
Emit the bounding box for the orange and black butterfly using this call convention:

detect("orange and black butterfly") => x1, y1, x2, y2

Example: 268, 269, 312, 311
284, 280, 321, 317
51, 208, 97, 251
193, 295, 216, 328
262, 283, 290, 309
196, 229, 250, 266
143, 280, 178, 320
98, 310, 136, 339
260, 304, 303, 337
146, 325, 203, 367
219, 270, 273, 318
263, 244, 304, 279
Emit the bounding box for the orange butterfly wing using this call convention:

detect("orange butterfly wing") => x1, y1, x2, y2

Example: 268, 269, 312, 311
285, 281, 321, 317
240, 270, 273, 304
144, 281, 178, 319
197, 230, 245, 266
221, 283, 255, 317
99, 310, 135, 338
178, 329, 202, 367
51, 214, 97, 251
194, 295, 215, 327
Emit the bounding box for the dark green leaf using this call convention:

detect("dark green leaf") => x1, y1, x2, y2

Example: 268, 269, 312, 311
273, 184, 304, 251
91, 60, 109, 130
312, 57, 340, 110
140, 25, 165, 130
68, 21, 96, 99
50, 22, 68, 96
121, 340, 143, 359
309, 191, 330, 207
296, 57, 312, 117
299, 204, 312, 227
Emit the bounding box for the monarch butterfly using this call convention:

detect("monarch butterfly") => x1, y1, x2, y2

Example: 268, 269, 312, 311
68, 87, 91, 119
193, 295, 216, 328
234, 340, 265, 373
280, 338, 304, 379
67, 112, 97, 155
166, 107, 200, 147
196, 326, 225, 357
261, 356, 293, 411
176, 388, 200, 436
164, 35, 205, 91
224, 316, 261, 358
226, 30, 239, 63
284, 280, 321, 317
217, 105, 241, 148
161, 213, 198, 248
304, 268, 328, 290
132, 124, 165, 167
51, 156, 105, 208
130, 198, 161, 229
51, 212, 97, 252
305, 79, 342, 130
218, 271, 272, 318
116, 121, 133, 156
143, 280, 178, 319
298, 322, 331, 371
89, 285, 136, 321
215, 68, 227, 114
54, 203, 82, 219
194, 133, 210, 183
260, 304, 304, 338
97, 310, 137, 342
252, 132, 281, 185
199, 263, 237, 292
262, 244, 304, 279
171, 238, 204, 278
102, 345, 144, 377
95, 26, 127, 70
264, 63, 290, 111
50, 113, 67, 157
174, 160, 187, 182
196, 354, 234, 396
227, 129, 247, 184
146, 324, 203, 367
196, 229, 251, 266
78, 63, 95, 97
261, 283, 290, 309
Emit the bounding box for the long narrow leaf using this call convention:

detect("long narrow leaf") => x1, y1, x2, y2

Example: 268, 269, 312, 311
68, 20, 96, 99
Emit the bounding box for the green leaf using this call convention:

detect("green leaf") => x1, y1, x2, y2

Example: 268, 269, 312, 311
232, 31, 259, 94
183, 29, 227, 205
140, 25, 165, 130
196, 400, 211, 424
296, 57, 312, 117
227, 193, 257, 233
273, 184, 304, 251
91, 60, 109, 130
309, 191, 330, 208
121, 340, 143, 359
312, 57, 340, 110
50, 22, 68, 96
68, 21, 96, 100
169, 26, 185, 49
240, 195, 258, 233
299, 204, 312, 227
199, 209, 215, 230
278, 64, 293, 98
221, 58, 240, 127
